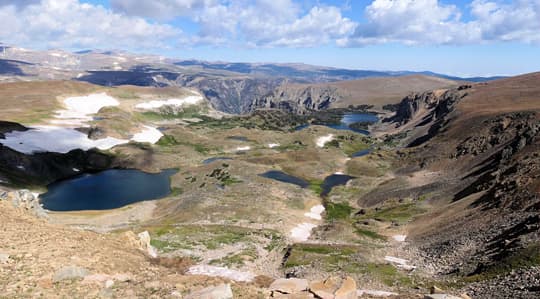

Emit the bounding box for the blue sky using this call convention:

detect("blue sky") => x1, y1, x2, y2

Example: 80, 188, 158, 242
1, 0, 539, 76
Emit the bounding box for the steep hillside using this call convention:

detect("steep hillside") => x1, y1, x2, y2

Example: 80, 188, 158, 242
373, 73, 540, 298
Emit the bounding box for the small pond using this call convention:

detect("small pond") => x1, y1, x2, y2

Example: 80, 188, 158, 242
40, 169, 177, 211
259, 171, 355, 197
259, 170, 310, 188
203, 157, 233, 165
351, 148, 372, 158
321, 174, 355, 197
296, 113, 379, 135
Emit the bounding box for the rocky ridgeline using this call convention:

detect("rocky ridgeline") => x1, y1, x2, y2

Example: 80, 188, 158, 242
252, 84, 342, 115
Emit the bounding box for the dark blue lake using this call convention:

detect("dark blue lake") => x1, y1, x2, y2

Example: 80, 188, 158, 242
203, 157, 233, 164
259, 170, 310, 188
40, 169, 176, 211
352, 148, 372, 158
296, 113, 378, 135
321, 174, 355, 197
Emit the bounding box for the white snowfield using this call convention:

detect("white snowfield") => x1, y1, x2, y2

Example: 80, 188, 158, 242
304, 204, 325, 220
187, 265, 255, 282
0, 126, 128, 154
131, 126, 163, 144
316, 134, 334, 148
357, 289, 398, 297
290, 223, 317, 242
268, 143, 280, 148
236, 146, 251, 151
54, 93, 119, 126
0, 93, 164, 154
392, 235, 407, 242
135, 94, 203, 110
290, 204, 326, 242
384, 256, 416, 270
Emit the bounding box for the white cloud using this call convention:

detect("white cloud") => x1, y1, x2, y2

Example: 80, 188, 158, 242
112, 0, 356, 47
0, 0, 40, 7
0, 0, 181, 51
341, 0, 540, 46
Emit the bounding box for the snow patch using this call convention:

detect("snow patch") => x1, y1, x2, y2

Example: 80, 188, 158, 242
357, 289, 398, 297
236, 146, 251, 151
187, 265, 255, 282
0, 126, 128, 154
392, 235, 407, 242
384, 256, 416, 270
304, 204, 325, 220
316, 134, 334, 148
54, 93, 119, 126
135, 94, 203, 110
290, 223, 317, 242
131, 126, 163, 144
268, 143, 280, 148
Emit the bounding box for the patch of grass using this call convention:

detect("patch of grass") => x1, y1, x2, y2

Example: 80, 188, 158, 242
156, 135, 179, 146
355, 228, 387, 241
222, 177, 243, 186
169, 187, 183, 197
357, 203, 426, 224
308, 179, 324, 195
284, 244, 358, 269
325, 202, 354, 221
209, 248, 258, 267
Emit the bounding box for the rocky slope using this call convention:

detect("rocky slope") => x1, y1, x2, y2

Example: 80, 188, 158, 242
375, 73, 540, 298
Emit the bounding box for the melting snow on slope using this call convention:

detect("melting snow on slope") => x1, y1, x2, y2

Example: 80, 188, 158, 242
268, 143, 280, 148
135, 93, 203, 110
290, 223, 317, 242
357, 290, 398, 297
53, 93, 119, 125
236, 146, 251, 151
187, 265, 255, 282
316, 134, 334, 148
384, 256, 416, 270
392, 235, 407, 242
304, 204, 325, 220
131, 126, 163, 144
0, 126, 128, 154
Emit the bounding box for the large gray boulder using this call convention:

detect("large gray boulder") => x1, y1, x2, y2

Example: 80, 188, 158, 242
53, 266, 90, 283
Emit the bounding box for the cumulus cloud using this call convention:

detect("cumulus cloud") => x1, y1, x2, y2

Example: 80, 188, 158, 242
112, 0, 356, 47
340, 0, 540, 46
111, 0, 216, 20
0, 0, 40, 7
0, 0, 181, 50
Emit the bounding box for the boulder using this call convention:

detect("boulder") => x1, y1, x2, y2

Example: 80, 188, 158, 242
430, 286, 444, 294
334, 277, 357, 299
186, 284, 233, 299
270, 278, 309, 294
53, 266, 90, 283
310, 277, 341, 299
309, 277, 357, 299
138, 231, 158, 258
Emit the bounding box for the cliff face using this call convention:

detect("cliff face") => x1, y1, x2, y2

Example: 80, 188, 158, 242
251, 84, 342, 115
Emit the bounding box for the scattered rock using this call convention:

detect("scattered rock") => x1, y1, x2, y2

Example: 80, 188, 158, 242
270, 278, 309, 294
430, 286, 444, 294
105, 279, 114, 288
309, 276, 357, 299
53, 266, 90, 283
186, 284, 233, 299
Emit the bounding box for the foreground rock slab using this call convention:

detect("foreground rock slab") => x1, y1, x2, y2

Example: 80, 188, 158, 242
270, 278, 309, 295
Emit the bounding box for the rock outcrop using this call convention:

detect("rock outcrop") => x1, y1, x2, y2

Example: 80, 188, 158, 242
252, 84, 341, 115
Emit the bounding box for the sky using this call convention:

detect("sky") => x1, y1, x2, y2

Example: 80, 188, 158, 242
0, 0, 539, 77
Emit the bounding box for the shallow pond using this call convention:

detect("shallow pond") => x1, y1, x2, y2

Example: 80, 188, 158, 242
259, 170, 310, 188
202, 157, 233, 164
321, 174, 355, 197
40, 169, 176, 211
